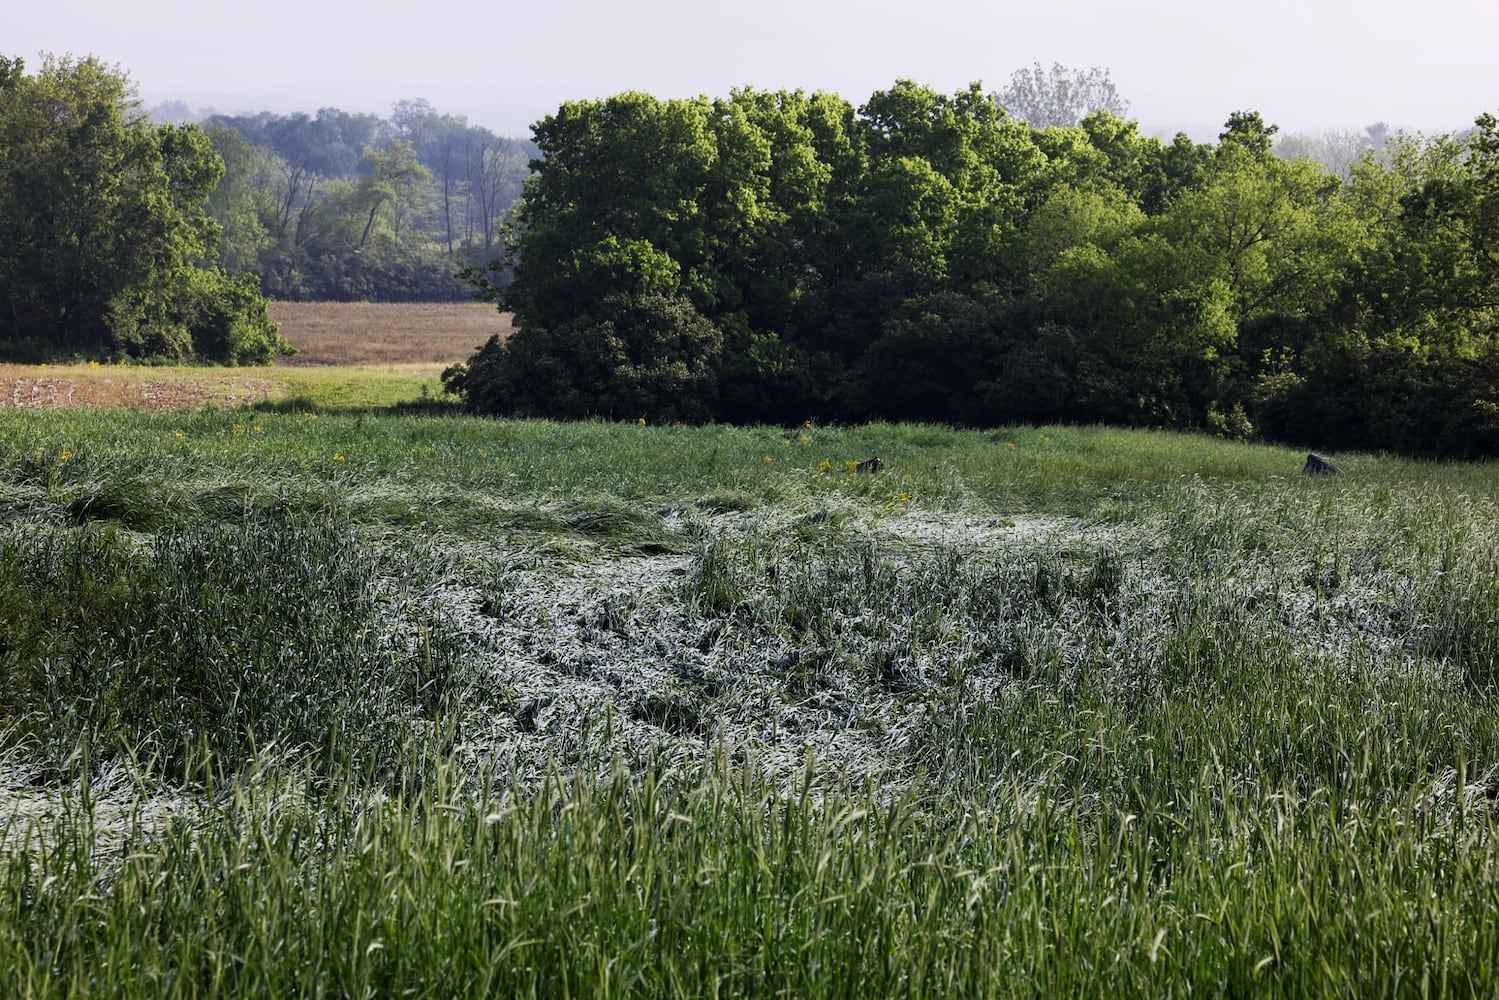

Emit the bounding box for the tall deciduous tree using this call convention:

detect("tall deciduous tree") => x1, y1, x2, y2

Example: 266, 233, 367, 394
0, 55, 285, 362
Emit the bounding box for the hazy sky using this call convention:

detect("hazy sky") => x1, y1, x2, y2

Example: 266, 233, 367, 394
8, 0, 1495, 139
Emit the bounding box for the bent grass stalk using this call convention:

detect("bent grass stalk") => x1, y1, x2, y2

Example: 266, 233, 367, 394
2, 410, 1499, 995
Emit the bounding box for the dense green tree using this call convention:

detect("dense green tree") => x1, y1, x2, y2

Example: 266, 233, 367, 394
818, 82, 1040, 365
445, 292, 722, 422
1160, 143, 1352, 329
1219, 110, 1280, 157
0, 55, 285, 362
1396, 113, 1499, 328
444, 77, 1499, 455
846, 288, 1008, 422
354, 140, 431, 248
1252, 113, 1499, 454
493, 92, 719, 330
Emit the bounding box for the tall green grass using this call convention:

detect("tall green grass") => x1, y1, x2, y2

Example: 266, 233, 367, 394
3, 409, 1499, 996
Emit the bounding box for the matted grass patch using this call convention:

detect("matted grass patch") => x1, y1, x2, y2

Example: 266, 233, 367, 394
4, 413, 1499, 995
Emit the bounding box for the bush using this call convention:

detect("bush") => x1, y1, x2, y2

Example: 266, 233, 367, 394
446, 292, 723, 422
1254, 338, 1499, 458
184, 270, 294, 364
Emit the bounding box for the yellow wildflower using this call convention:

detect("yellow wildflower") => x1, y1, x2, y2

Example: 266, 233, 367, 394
816, 460, 833, 473
1005, 442, 1015, 450
333, 454, 346, 463
798, 435, 810, 444
59, 450, 73, 461
845, 460, 861, 471
638, 417, 647, 426
763, 455, 774, 464
88, 360, 100, 370
896, 492, 914, 503
173, 432, 185, 440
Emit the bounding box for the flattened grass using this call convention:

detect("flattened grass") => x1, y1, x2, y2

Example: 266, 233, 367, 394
3, 410, 1499, 996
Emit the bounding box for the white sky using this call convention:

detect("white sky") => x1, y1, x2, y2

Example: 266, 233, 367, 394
8, 0, 1495, 139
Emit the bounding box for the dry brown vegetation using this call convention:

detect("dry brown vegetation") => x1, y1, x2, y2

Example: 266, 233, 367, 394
269, 301, 509, 367
0, 302, 510, 411
0, 366, 280, 410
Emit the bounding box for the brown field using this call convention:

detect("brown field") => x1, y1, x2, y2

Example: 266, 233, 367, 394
0, 367, 282, 410
269, 300, 510, 366
0, 302, 513, 411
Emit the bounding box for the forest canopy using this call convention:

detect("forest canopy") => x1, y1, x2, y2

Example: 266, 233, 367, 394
0, 55, 288, 364
444, 83, 1499, 457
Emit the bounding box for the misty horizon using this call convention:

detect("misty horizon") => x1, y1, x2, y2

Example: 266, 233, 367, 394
11, 0, 1493, 148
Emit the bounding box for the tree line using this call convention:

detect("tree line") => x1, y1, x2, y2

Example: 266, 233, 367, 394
443, 82, 1499, 457
0, 55, 286, 364
0, 53, 537, 362
197, 101, 535, 302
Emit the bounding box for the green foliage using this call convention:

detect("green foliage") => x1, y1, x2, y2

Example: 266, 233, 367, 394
199, 103, 532, 302
848, 289, 1006, 422
0, 55, 282, 364
1256, 338, 1499, 458
1218, 109, 1280, 156
437, 82, 1499, 455
0, 512, 466, 781
180, 270, 293, 364
445, 292, 722, 422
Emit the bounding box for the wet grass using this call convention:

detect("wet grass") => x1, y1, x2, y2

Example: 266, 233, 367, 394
2, 410, 1499, 996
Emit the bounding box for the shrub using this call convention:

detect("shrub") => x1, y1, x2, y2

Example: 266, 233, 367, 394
446, 292, 722, 422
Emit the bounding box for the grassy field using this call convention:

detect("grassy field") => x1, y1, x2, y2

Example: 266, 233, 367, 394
0, 301, 507, 413
1, 402, 1498, 996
